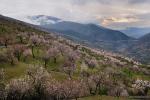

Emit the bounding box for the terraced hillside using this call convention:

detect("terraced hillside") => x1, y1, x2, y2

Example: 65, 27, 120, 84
0, 15, 150, 100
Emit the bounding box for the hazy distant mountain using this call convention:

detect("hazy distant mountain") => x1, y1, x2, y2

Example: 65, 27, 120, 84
27, 15, 131, 42
139, 32, 150, 42
121, 27, 150, 38
123, 33, 150, 64
25, 15, 134, 53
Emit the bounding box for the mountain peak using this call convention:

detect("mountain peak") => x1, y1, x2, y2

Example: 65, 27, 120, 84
27, 15, 62, 25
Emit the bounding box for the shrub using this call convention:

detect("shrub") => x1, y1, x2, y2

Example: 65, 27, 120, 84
85, 58, 97, 69
6, 48, 18, 65
108, 86, 129, 97
47, 47, 59, 63
13, 44, 26, 61
6, 78, 35, 100
23, 49, 32, 62
62, 60, 76, 79
85, 72, 114, 95
0, 52, 8, 63
0, 69, 7, 99
30, 35, 41, 58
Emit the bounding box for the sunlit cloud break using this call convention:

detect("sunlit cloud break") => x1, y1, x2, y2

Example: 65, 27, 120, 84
101, 16, 139, 26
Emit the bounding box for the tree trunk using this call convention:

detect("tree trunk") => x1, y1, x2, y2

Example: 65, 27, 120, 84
44, 60, 47, 68
32, 46, 35, 58
94, 84, 99, 94
20, 37, 23, 43
54, 57, 57, 63
10, 59, 14, 65
98, 84, 101, 95
4, 42, 7, 48
17, 53, 21, 61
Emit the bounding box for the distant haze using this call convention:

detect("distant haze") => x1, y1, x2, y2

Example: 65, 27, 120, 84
121, 27, 150, 38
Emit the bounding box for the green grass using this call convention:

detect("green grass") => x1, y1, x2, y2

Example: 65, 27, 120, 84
50, 71, 67, 81
134, 74, 150, 81
0, 62, 28, 82
123, 68, 150, 81
123, 68, 134, 78
0, 45, 68, 82
78, 95, 130, 100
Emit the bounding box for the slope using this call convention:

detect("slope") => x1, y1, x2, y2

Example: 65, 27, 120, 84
0, 15, 150, 99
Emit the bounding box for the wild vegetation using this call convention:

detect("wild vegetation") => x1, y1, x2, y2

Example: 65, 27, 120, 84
0, 15, 150, 100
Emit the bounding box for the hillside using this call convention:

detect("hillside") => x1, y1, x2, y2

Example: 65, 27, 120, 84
124, 33, 150, 64
0, 15, 150, 100
139, 33, 150, 42
0, 15, 46, 35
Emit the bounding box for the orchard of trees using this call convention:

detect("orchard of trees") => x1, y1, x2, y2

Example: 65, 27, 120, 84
0, 32, 150, 100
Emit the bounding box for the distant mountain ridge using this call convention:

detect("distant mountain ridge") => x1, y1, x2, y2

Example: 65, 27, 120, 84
121, 27, 150, 38
25, 15, 134, 53
27, 15, 150, 39
26, 15, 131, 42
139, 32, 150, 42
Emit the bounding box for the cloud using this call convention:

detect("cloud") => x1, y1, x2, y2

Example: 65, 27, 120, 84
100, 16, 139, 26
71, 0, 110, 5
0, 0, 150, 29
129, 0, 150, 4
100, 13, 150, 29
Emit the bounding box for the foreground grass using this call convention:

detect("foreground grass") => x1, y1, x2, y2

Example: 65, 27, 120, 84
0, 62, 28, 82
77, 95, 131, 100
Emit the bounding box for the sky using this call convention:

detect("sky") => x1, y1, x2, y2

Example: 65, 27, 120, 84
0, 0, 150, 29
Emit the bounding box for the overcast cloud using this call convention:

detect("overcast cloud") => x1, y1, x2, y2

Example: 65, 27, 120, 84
0, 0, 150, 29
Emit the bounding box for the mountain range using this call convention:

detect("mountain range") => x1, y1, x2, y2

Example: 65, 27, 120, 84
26, 15, 134, 51
27, 15, 131, 41
2, 14, 150, 64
